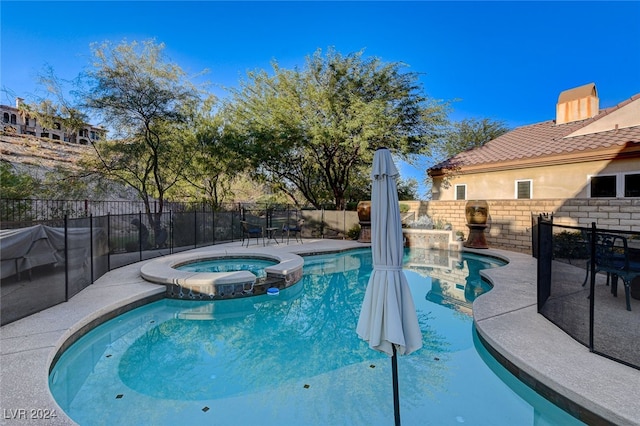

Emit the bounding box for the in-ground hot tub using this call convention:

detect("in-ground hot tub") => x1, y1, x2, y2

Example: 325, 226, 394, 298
140, 249, 304, 300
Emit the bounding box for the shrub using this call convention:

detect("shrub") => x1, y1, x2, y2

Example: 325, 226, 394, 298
553, 231, 589, 260
347, 224, 361, 240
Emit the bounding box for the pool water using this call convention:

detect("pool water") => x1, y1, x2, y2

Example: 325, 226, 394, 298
175, 257, 277, 279
49, 248, 585, 426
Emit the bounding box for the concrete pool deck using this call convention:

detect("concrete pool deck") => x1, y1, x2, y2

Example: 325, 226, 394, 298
1, 239, 639, 425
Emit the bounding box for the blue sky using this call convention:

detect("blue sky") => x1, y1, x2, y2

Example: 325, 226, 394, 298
2, 1, 639, 196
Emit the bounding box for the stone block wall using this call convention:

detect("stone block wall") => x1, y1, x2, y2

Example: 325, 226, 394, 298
407, 199, 640, 254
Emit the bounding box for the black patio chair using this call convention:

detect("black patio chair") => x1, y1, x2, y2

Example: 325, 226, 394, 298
240, 221, 264, 247
588, 232, 640, 311
281, 220, 303, 244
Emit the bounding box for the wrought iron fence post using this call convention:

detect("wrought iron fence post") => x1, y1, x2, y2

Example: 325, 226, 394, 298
589, 222, 596, 351
231, 210, 235, 242
212, 208, 216, 245
64, 215, 69, 302
266, 207, 270, 229
138, 211, 143, 262
169, 210, 174, 254
90, 214, 94, 284
107, 213, 111, 271
536, 214, 552, 311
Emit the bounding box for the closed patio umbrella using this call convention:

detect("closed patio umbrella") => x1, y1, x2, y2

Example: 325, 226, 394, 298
356, 147, 423, 426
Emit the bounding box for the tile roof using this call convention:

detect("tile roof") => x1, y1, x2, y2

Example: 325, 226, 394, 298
430, 94, 640, 173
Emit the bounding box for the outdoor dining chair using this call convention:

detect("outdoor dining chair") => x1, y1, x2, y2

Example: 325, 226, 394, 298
281, 220, 303, 244
585, 232, 640, 311
240, 221, 264, 247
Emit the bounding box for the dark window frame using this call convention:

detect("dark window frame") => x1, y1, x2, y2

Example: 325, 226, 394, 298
590, 175, 617, 198
515, 179, 532, 199
589, 172, 640, 198
624, 173, 640, 197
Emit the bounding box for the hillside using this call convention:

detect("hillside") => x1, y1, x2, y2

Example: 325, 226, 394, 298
0, 132, 90, 174
0, 132, 276, 204
0, 132, 142, 201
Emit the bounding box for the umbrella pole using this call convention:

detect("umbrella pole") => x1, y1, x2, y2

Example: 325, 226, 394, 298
392, 344, 401, 426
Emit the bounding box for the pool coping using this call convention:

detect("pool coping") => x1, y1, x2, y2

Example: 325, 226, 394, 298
140, 249, 305, 299
1, 240, 639, 425
470, 248, 640, 426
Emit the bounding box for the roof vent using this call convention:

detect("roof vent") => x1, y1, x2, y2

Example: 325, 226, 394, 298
556, 83, 599, 125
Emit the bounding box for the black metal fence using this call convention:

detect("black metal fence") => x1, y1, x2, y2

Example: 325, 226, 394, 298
0, 198, 239, 223
0, 204, 369, 325
536, 216, 640, 370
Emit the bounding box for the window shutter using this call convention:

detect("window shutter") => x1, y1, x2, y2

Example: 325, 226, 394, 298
517, 181, 531, 199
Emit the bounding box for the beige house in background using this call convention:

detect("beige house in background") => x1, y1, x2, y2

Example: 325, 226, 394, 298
1, 98, 105, 145
428, 83, 640, 202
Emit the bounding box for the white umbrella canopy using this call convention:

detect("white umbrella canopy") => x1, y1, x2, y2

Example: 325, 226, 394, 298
356, 147, 422, 425
357, 147, 422, 356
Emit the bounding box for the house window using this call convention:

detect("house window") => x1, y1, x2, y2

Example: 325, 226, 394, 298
2, 113, 8, 123
589, 173, 640, 198
455, 184, 466, 200
515, 180, 532, 199
10, 114, 16, 124
624, 173, 640, 197
590, 175, 616, 198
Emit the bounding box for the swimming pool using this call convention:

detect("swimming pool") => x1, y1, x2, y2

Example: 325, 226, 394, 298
49, 248, 585, 425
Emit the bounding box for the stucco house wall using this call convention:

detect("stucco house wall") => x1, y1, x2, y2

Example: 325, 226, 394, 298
429, 84, 639, 204
426, 84, 640, 252
433, 157, 640, 200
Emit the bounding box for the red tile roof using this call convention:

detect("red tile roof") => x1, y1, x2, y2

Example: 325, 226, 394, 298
430, 94, 640, 173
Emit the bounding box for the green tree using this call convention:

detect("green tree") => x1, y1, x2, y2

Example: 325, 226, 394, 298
172, 96, 248, 209
223, 48, 449, 209
342, 176, 417, 205
36, 66, 90, 143
436, 117, 509, 161
0, 161, 38, 221
81, 40, 204, 231
0, 161, 37, 199
397, 177, 419, 201
39, 167, 92, 200
14, 65, 91, 144
424, 117, 509, 196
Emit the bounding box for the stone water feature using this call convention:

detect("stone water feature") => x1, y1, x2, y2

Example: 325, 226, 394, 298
463, 200, 489, 249
357, 201, 372, 243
